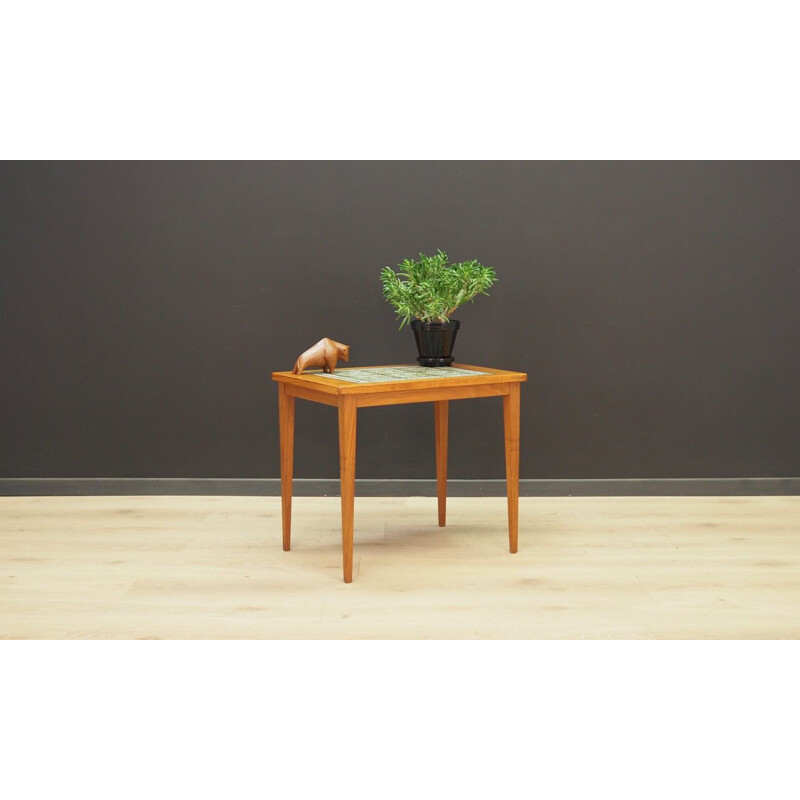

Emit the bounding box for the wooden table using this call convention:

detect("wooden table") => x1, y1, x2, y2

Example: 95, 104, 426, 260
272, 364, 527, 582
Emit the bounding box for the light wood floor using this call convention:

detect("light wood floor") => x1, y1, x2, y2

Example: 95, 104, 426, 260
1, 495, 798, 639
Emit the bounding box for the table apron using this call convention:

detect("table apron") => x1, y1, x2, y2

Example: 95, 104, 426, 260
284, 383, 339, 406
355, 383, 512, 407
282, 380, 515, 408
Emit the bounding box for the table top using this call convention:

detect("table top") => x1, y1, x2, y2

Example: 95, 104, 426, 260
272, 363, 527, 397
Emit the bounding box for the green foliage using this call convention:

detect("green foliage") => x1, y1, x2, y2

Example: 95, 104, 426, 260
380, 250, 497, 328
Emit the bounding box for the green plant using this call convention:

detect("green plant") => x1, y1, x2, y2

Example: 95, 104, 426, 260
380, 250, 497, 328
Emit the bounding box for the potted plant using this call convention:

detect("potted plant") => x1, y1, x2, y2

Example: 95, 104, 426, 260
380, 250, 497, 367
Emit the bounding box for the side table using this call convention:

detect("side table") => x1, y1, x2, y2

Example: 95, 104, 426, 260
271, 364, 527, 583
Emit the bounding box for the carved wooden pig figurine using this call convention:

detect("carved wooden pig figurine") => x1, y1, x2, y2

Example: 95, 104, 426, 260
292, 338, 350, 375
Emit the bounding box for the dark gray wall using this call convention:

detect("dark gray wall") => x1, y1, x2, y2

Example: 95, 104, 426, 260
2, 161, 799, 480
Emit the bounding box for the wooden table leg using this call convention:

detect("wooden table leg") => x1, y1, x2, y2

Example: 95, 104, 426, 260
338, 396, 357, 583
434, 400, 448, 527
503, 383, 520, 553
278, 383, 295, 551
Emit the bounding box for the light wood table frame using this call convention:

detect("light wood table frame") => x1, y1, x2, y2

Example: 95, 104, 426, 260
272, 364, 527, 583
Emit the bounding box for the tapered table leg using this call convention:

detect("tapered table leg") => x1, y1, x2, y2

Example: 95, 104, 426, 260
278, 383, 295, 551
503, 383, 520, 553
338, 396, 357, 583
434, 400, 449, 527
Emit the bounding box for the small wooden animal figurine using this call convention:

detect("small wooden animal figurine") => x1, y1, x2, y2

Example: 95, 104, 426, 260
292, 338, 350, 375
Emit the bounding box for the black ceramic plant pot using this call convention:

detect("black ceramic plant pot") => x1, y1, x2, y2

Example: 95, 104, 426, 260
411, 319, 460, 367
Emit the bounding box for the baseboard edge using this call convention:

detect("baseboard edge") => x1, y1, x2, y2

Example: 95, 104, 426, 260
1, 477, 799, 497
